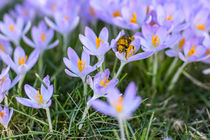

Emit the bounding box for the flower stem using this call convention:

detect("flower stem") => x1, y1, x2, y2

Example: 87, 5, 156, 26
167, 62, 188, 92
165, 57, 179, 81
82, 78, 88, 96
4, 92, 8, 106
112, 58, 118, 77
63, 34, 68, 55
152, 52, 158, 88
118, 118, 125, 140
114, 61, 126, 79
5, 127, 12, 140
45, 107, 53, 132
18, 74, 25, 96
39, 51, 44, 74
78, 103, 90, 130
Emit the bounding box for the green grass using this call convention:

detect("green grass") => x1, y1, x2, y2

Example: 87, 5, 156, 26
0, 4, 210, 140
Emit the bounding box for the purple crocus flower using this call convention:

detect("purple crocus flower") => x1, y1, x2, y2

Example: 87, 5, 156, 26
0, 46, 39, 75
111, 30, 153, 64
164, 138, 173, 140
16, 75, 53, 109
79, 27, 110, 59
63, 47, 103, 81
0, 67, 11, 103
178, 36, 209, 62
86, 69, 119, 102
0, 0, 12, 10
90, 82, 142, 120
203, 68, 210, 74
45, 0, 79, 37
23, 21, 59, 51
0, 106, 13, 129
0, 14, 31, 45
0, 39, 12, 56
140, 23, 170, 53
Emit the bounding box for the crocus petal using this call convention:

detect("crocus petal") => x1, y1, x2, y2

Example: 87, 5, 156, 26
67, 47, 79, 65
24, 84, 38, 101
14, 46, 26, 65
48, 40, 59, 49
23, 21, 31, 34
23, 36, 36, 48
0, 51, 17, 73
27, 49, 39, 71
16, 97, 42, 109
44, 17, 58, 31
99, 27, 108, 42
82, 50, 90, 66
127, 51, 153, 62
64, 69, 78, 77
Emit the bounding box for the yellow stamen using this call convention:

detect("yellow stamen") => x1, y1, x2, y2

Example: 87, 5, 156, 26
22, 10, 28, 15
146, 6, 150, 15
100, 78, 110, 88
197, 24, 205, 30
65, 16, 69, 21
34, 90, 43, 104
188, 44, 198, 57
96, 37, 104, 48
9, 25, 14, 32
41, 33, 46, 42
165, 14, 173, 21
51, 3, 56, 11
178, 38, 185, 49
113, 96, 123, 113
205, 49, 210, 55
126, 45, 135, 58
89, 7, 95, 16
0, 111, 5, 118
77, 59, 85, 72
18, 56, 28, 66
113, 10, 121, 17
130, 13, 137, 24
0, 44, 5, 52
152, 35, 160, 47
0, 77, 6, 85
150, 21, 156, 26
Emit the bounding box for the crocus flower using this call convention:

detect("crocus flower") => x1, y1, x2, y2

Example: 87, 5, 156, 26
45, 0, 79, 37
0, 46, 39, 75
0, 67, 11, 103
79, 27, 110, 59
90, 82, 142, 120
0, 39, 12, 56
111, 30, 153, 64
0, 14, 31, 45
0, 106, 13, 129
16, 75, 53, 109
178, 36, 209, 62
86, 69, 119, 102
140, 23, 170, 54
63, 47, 103, 81
23, 21, 59, 51
203, 68, 210, 74
164, 138, 173, 140
0, 0, 12, 10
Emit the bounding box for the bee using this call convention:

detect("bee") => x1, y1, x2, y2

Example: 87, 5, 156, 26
117, 34, 135, 59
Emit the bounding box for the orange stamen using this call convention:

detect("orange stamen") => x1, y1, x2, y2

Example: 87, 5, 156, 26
0, 44, 5, 52
113, 10, 121, 17
77, 59, 85, 72
96, 37, 104, 48
34, 90, 43, 104
0, 111, 5, 118
130, 13, 137, 24
179, 38, 185, 49
9, 25, 14, 32
41, 33, 46, 42
100, 78, 110, 88
188, 44, 198, 57
89, 7, 95, 16
18, 56, 28, 66
152, 35, 160, 47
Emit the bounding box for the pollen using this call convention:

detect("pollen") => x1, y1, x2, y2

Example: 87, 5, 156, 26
1, 77, 6, 85
78, 59, 85, 72
18, 56, 28, 66
34, 90, 43, 104
178, 38, 185, 49
146, 6, 150, 15
96, 37, 104, 48
188, 44, 198, 57
0, 44, 5, 52
152, 35, 160, 47
9, 25, 15, 32
112, 10, 121, 17
165, 14, 173, 21
41, 33, 46, 42
197, 24, 205, 30
126, 45, 135, 58
100, 78, 109, 88
205, 49, 210, 55
0, 111, 5, 118
65, 16, 69, 21
113, 96, 123, 113
22, 10, 28, 15
89, 7, 95, 16
51, 3, 56, 11
130, 13, 137, 24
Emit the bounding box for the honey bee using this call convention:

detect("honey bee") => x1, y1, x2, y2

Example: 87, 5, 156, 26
117, 34, 134, 59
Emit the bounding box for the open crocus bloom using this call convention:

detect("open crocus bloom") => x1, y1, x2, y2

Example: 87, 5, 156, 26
140, 23, 169, 53
111, 30, 153, 64
63, 47, 103, 80
178, 36, 209, 62
0, 106, 13, 129
87, 69, 119, 102
79, 27, 110, 59
90, 82, 142, 120
0, 14, 31, 45
0, 46, 39, 75
23, 21, 59, 51
0, 67, 11, 103
16, 75, 53, 109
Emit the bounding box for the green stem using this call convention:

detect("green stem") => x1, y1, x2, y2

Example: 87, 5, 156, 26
45, 107, 53, 132
112, 58, 118, 77
18, 74, 25, 96
63, 34, 69, 55
114, 61, 126, 79
4, 92, 8, 106
78, 103, 91, 130
118, 118, 125, 140
165, 57, 179, 81
167, 62, 188, 91
152, 53, 158, 88
82, 78, 87, 96
38, 52, 44, 74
